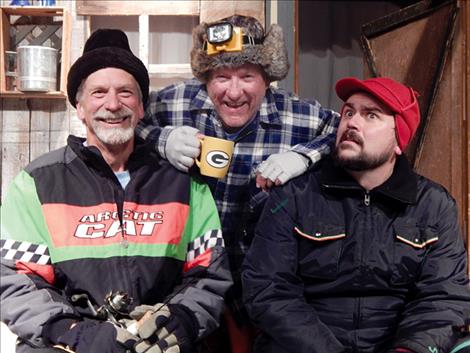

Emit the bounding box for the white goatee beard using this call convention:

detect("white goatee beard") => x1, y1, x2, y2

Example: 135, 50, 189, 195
94, 125, 134, 145
91, 107, 136, 145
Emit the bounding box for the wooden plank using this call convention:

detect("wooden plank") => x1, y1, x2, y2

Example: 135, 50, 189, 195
76, 1, 199, 16
0, 91, 66, 98
1, 98, 29, 202
0, 99, 3, 200
30, 24, 60, 45
148, 63, 192, 75
200, 0, 264, 24
446, 3, 466, 248
29, 99, 51, 160
464, 0, 470, 270
1, 8, 10, 92
59, 8, 71, 94
1, 6, 65, 17
14, 25, 35, 47
49, 99, 69, 151
139, 14, 149, 68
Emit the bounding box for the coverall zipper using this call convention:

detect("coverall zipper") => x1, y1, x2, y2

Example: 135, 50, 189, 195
364, 192, 370, 206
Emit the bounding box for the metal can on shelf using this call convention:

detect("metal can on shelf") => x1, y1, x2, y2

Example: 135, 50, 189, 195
17, 45, 58, 92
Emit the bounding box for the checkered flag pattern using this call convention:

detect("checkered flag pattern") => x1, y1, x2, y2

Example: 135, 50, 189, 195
186, 229, 224, 262
0, 239, 51, 265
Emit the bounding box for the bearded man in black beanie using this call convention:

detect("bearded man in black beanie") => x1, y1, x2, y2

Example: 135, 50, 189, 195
0, 29, 232, 353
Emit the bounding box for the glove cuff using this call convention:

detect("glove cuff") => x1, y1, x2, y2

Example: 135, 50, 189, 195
168, 304, 199, 341
292, 151, 310, 168
42, 314, 80, 345
160, 126, 176, 159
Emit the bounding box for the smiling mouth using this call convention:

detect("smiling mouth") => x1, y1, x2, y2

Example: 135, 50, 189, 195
224, 102, 246, 109
96, 116, 130, 124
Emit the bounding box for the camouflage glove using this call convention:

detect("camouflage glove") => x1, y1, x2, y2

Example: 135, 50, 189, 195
130, 303, 198, 353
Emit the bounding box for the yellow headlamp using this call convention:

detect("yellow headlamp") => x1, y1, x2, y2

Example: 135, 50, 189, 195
205, 22, 262, 56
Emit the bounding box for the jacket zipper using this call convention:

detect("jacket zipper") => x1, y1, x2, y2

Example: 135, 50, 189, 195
364, 192, 370, 206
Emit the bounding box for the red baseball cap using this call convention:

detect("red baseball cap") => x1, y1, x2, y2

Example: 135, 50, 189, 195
335, 77, 420, 150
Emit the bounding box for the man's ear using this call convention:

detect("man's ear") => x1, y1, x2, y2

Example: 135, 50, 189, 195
76, 102, 86, 123
394, 145, 403, 156
137, 103, 145, 121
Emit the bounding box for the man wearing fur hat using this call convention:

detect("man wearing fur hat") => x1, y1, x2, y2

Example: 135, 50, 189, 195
137, 14, 339, 337
0, 29, 232, 353
242, 77, 470, 353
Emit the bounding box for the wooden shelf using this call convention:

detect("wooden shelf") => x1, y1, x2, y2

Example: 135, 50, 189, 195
0, 90, 66, 99
148, 63, 192, 76
76, 1, 199, 16
0, 6, 71, 99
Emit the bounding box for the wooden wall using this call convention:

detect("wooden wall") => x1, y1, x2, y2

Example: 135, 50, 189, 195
1, 0, 86, 202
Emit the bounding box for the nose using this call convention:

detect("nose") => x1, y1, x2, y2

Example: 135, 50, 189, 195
104, 92, 121, 111
226, 78, 242, 100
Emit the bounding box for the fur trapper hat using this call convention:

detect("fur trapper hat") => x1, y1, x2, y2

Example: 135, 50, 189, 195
190, 15, 289, 83
67, 29, 149, 107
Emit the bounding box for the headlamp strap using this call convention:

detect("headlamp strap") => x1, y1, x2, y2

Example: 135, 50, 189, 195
242, 35, 263, 46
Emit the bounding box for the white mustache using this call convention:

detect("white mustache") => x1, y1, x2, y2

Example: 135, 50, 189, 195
93, 107, 132, 121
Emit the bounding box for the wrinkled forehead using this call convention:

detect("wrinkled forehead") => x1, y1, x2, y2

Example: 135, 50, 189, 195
342, 91, 395, 117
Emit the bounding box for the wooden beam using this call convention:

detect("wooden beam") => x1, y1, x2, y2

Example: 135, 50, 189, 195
59, 8, 71, 94
75, 1, 199, 16
148, 63, 192, 75
139, 14, 149, 68
0, 91, 66, 99
463, 0, 470, 272
0, 8, 9, 92
200, 0, 264, 24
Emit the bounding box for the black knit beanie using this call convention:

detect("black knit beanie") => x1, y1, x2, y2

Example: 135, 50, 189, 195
67, 29, 149, 107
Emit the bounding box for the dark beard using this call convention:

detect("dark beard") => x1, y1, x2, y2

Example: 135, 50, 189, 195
332, 147, 393, 171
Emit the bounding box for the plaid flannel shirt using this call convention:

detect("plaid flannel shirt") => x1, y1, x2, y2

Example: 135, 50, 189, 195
137, 79, 339, 323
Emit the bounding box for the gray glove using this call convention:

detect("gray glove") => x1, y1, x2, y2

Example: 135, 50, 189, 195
165, 126, 201, 172
130, 303, 197, 353
256, 151, 310, 184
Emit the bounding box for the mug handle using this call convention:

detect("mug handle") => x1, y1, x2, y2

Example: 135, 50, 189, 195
194, 138, 205, 167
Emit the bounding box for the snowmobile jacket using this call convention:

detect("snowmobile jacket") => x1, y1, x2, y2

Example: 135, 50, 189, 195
1, 135, 232, 348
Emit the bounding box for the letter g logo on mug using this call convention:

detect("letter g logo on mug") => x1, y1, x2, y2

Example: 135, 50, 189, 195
206, 150, 231, 168
196, 136, 234, 178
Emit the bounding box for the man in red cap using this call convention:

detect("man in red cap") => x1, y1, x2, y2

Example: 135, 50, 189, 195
242, 76, 470, 353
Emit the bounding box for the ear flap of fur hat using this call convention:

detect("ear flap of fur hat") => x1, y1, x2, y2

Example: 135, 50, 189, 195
190, 17, 289, 83
260, 24, 289, 82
